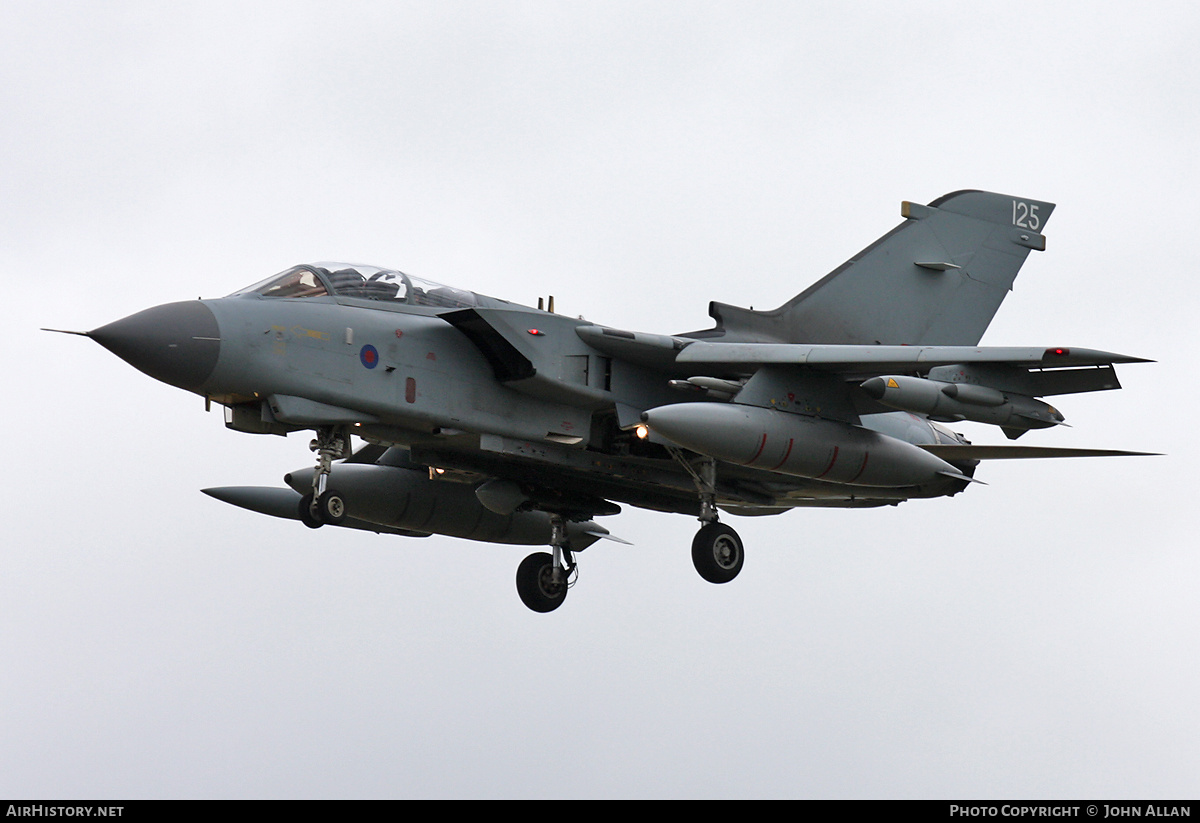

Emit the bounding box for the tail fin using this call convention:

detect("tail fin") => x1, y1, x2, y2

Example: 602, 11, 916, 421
687, 190, 1055, 346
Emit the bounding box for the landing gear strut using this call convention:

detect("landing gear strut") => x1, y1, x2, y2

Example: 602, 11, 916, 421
298, 425, 349, 528
516, 514, 576, 613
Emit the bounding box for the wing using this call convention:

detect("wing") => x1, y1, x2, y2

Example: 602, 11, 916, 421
674, 341, 1151, 373
581, 325, 1150, 439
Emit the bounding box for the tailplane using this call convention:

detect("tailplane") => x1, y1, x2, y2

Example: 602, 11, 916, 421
685, 190, 1055, 346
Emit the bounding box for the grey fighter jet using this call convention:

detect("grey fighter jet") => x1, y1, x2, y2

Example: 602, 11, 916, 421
58, 190, 1152, 612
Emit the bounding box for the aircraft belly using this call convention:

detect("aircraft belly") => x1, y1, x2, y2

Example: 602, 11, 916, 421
414, 433, 947, 520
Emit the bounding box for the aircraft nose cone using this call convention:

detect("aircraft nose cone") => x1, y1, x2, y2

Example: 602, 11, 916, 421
90, 301, 220, 392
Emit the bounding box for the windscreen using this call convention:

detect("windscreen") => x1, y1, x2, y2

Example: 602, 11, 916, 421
231, 263, 478, 309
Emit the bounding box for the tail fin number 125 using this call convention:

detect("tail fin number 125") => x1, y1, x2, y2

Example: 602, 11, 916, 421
1013, 200, 1040, 230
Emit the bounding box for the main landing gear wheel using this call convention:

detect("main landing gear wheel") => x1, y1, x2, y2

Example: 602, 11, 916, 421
692, 522, 744, 584
516, 551, 569, 613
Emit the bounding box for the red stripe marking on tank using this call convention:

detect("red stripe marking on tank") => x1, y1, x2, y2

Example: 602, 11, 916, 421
849, 451, 870, 483
770, 438, 795, 470
745, 433, 768, 465
814, 446, 839, 478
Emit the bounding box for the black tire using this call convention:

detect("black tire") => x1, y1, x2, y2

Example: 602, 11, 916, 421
298, 493, 323, 529
317, 489, 348, 525
692, 522, 744, 584
516, 551, 568, 613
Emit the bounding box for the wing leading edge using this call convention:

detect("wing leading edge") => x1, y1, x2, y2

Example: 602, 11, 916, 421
674, 342, 1151, 371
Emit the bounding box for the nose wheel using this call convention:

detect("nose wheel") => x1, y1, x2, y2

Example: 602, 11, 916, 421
299, 489, 348, 528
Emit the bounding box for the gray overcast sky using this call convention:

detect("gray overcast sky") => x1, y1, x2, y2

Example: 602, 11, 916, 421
3, 1, 1197, 798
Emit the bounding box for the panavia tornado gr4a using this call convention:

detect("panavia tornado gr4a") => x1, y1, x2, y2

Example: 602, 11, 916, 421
58, 190, 1152, 612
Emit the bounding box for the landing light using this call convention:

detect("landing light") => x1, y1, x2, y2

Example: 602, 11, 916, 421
635, 424, 649, 440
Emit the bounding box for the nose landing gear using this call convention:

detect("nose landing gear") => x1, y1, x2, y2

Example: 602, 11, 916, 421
297, 426, 350, 528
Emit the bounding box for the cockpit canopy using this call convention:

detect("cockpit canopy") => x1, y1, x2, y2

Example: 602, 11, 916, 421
232, 263, 479, 309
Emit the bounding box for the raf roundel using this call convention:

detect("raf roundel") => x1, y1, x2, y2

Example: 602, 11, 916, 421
359, 344, 379, 369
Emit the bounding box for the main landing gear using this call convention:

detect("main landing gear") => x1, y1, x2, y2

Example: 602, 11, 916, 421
511, 467, 746, 612
515, 514, 576, 613
672, 449, 745, 585
298, 426, 350, 529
